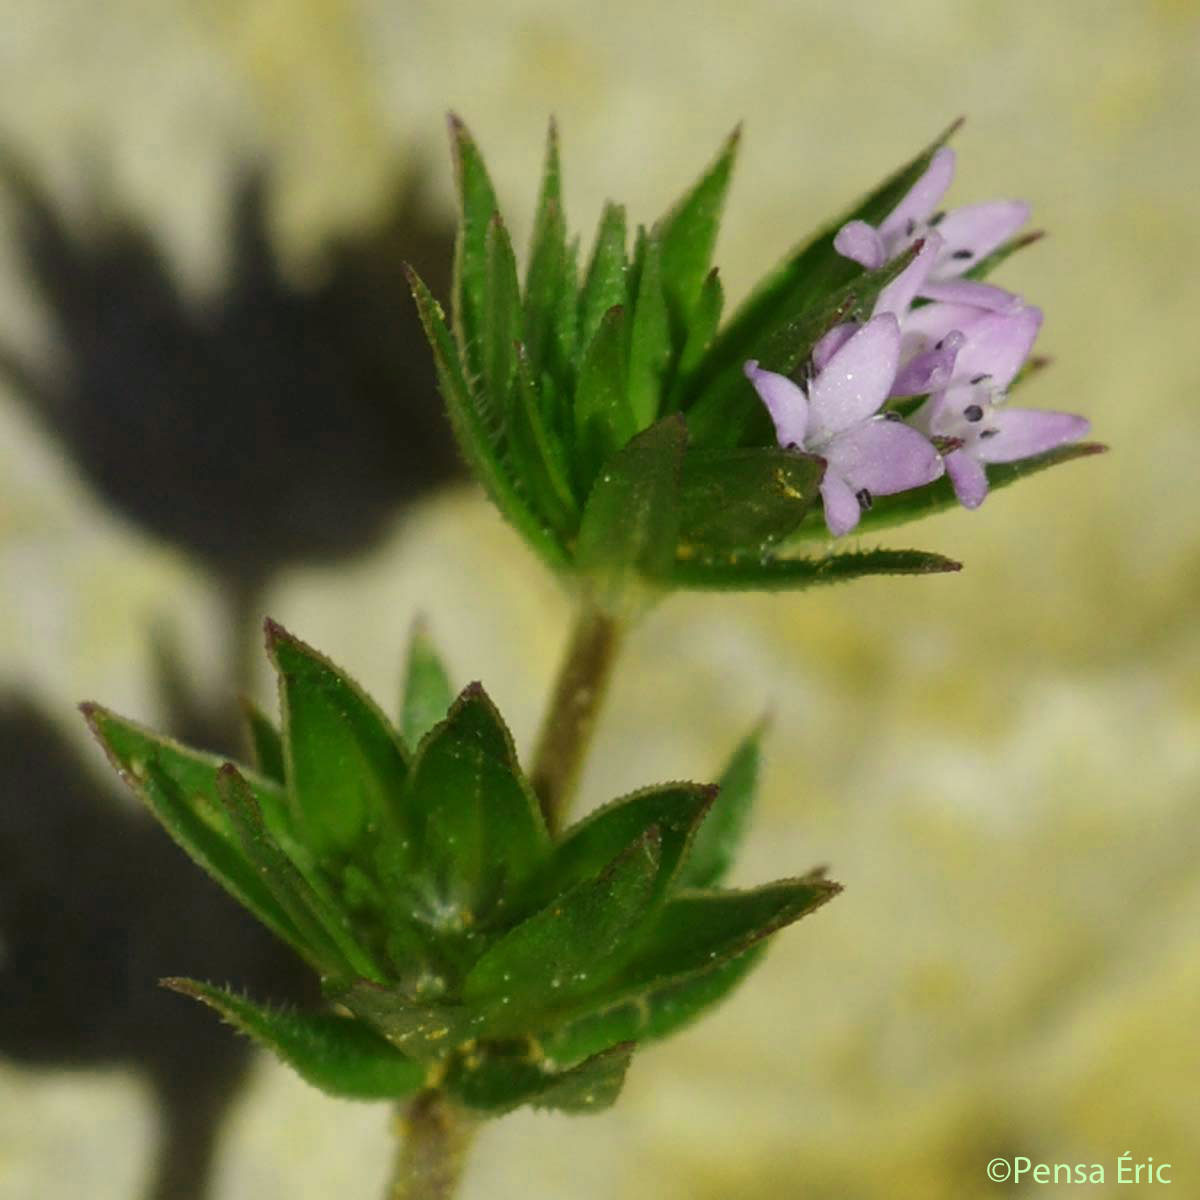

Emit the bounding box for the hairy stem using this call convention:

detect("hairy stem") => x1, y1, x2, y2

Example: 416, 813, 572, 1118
530, 603, 624, 836
388, 1092, 478, 1200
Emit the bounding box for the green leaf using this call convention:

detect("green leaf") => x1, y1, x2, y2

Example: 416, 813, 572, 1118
507, 344, 580, 534
798, 442, 1107, 539
215, 765, 386, 982
667, 267, 724, 411
407, 267, 569, 570
404, 684, 550, 929
675, 446, 824, 555
664, 546, 963, 590
520, 782, 716, 917
240, 696, 285, 785
656, 126, 739, 328
963, 229, 1043, 283
577, 203, 628, 358
678, 724, 763, 889
332, 980, 473, 1061
449, 114, 501, 382
81, 704, 309, 963
686, 119, 961, 409
482, 213, 522, 407
401, 620, 454, 750
615, 875, 839, 992
267, 621, 409, 857
683, 242, 922, 449
523, 119, 569, 375
575, 415, 687, 612
463, 828, 662, 1031
444, 1041, 633, 1115
573, 304, 634, 490
163, 979, 425, 1100
542, 945, 764, 1065
627, 236, 671, 431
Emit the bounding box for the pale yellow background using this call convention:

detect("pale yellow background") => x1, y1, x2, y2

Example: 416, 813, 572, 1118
1, 2, 1198, 1197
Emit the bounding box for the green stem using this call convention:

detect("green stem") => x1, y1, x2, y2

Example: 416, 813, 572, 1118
388, 1092, 478, 1200
529, 602, 624, 836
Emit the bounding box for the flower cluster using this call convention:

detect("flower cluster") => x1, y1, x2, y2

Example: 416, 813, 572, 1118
745, 147, 1090, 536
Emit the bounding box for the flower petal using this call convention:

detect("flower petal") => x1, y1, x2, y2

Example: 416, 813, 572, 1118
932, 201, 1031, 276
952, 305, 1042, 390
743, 360, 809, 448
974, 408, 1091, 464
873, 232, 942, 319
879, 147, 956, 244
824, 418, 944, 496
812, 321, 859, 371
945, 448, 989, 508
833, 221, 886, 269
918, 278, 1022, 312
807, 314, 900, 439
898, 301, 988, 362
819, 470, 863, 537
890, 331, 964, 397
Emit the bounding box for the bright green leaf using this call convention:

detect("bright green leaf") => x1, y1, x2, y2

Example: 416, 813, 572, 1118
577, 203, 628, 358
656, 126, 739, 328
464, 828, 662, 1031
401, 620, 454, 750
239, 696, 285, 785
268, 621, 408, 856
627, 236, 671, 430
163, 979, 425, 1100
524, 119, 569, 376
665, 546, 963, 590
574, 304, 634, 491
482, 213, 521, 407
678, 724, 763, 889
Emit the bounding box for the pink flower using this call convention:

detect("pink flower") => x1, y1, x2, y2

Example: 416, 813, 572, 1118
744, 315, 943, 536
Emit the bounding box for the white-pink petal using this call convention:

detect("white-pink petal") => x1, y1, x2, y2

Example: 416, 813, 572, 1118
918, 278, 1023, 312
952, 306, 1042, 390
833, 221, 886, 270
974, 409, 1090, 464
818, 471, 863, 537
873, 231, 943, 319
945, 449, 989, 508
743, 360, 809, 448
932, 201, 1031, 276
807, 314, 901, 440
825, 418, 944, 496
879, 147, 956, 244
811, 322, 859, 371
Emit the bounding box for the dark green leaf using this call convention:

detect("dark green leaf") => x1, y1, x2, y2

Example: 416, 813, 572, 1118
449, 114, 501, 382
524, 119, 568, 375
444, 1040, 633, 1115
575, 415, 687, 611
616, 876, 839, 991
407, 267, 569, 570
164, 979, 425, 1100
627, 236, 671, 430
800, 442, 1107, 538
675, 446, 824, 555
215, 766, 385, 981
665, 546, 963, 590
240, 696, 285, 785
542, 945, 764, 1065
574, 304, 634, 490
686, 119, 961, 410
482, 213, 521, 406
666, 267, 724, 411
463, 829, 662, 1031
404, 684, 550, 929
81, 704, 308, 962
332, 980, 473, 1062
507, 345, 579, 534
657, 126, 739, 328
577, 203, 628, 358
520, 782, 715, 917
267, 621, 408, 856
678, 724, 763, 889
401, 619, 454, 750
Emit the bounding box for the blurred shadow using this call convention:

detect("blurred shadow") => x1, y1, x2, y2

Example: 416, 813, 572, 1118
0, 155, 465, 1197
0, 694, 317, 1200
